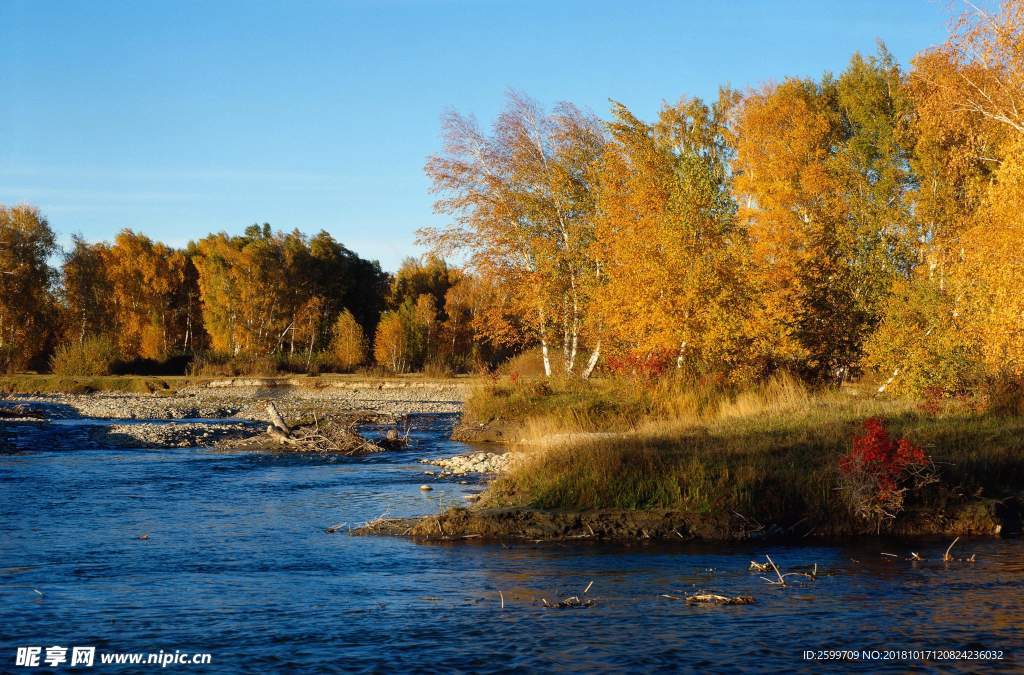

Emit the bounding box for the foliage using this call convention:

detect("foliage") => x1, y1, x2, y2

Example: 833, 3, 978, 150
372, 311, 410, 373
733, 47, 916, 382
330, 309, 366, 371
50, 335, 121, 376
837, 418, 936, 530
0, 205, 57, 372
421, 92, 606, 377
593, 94, 747, 378
863, 275, 983, 396
193, 225, 387, 362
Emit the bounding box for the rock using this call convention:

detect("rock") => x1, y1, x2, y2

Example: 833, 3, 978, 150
422, 451, 517, 476
419, 484, 433, 491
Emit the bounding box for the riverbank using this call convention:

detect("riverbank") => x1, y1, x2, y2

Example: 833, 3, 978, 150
365, 376, 1024, 542
0, 377, 473, 452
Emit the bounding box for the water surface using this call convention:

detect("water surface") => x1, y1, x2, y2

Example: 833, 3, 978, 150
1, 414, 1021, 672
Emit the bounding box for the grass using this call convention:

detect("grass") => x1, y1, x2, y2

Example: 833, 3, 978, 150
0, 374, 180, 395
468, 374, 1024, 535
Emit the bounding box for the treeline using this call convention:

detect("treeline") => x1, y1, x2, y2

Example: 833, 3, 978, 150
421, 1, 1024, 395
0, 213, 509, 375
4, 2, 1022, 394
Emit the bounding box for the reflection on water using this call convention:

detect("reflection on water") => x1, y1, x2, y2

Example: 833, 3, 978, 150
1, 414, 1021, 672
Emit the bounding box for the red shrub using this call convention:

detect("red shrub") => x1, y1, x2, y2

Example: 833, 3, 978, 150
605, 350, 675, 379
837, 418, 935, 530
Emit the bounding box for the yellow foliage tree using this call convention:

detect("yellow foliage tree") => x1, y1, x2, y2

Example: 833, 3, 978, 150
592, 95, 748, 376
373, 311, 409, 373
0, 205, 57, 372
331, 308, 366, 371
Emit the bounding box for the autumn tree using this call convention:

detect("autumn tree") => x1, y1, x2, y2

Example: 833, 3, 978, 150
869, 1, 1024, 391
373, 311, 409, 373
330, 308, 366, 371
193, 225, 386, 363
389, 255, 458, 314
0, 205, 57, 371
422, 91, 605, 377
61, 235, 115, 344
592, 93, 748, 378
104, 230, 195, 360
734, 47, 916, 381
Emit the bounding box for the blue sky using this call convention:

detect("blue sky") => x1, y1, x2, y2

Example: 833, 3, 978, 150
1, 0, 950, 271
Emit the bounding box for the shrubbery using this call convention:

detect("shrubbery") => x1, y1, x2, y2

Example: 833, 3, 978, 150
837, 418, 936, 530
50, 336, 120, 376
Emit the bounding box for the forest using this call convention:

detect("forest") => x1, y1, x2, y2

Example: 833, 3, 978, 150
1, 1, 1022, 398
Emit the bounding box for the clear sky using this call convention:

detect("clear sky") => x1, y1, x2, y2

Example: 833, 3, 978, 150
1, 0, 951, 271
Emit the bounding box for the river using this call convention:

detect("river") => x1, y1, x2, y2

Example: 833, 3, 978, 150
2, 414, 1021, 672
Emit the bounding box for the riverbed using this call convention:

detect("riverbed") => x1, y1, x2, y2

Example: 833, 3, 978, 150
1, 413, 1022, 672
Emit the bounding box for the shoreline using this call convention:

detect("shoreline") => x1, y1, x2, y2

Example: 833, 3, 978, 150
355, 497, 1022, 543
5, 378, 1023, 543
0, 378, 470, 452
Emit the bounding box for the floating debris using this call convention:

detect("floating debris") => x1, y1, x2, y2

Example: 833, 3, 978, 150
542, 581, 595, 609
542, 595, 593, 609
681, 593, 756, 606
228, 403, 387, 455
755, 554, 817, 586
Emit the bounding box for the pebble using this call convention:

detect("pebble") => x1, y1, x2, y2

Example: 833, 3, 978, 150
420, 452, 516, 476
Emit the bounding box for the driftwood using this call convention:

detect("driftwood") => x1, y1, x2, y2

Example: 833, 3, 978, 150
684, 598, 757, 606
542, 595, 594, 609
266, 402, 291, 436
223, 405, 389, 455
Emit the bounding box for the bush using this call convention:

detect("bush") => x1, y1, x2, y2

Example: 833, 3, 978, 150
189, 352, 280, 377
50, 336, 120, 376
837, 418, 936, 531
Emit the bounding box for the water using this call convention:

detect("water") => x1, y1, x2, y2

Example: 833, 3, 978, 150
2, 414, 1022, 672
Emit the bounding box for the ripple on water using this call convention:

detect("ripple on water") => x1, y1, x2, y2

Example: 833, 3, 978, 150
1, 413, 1022, 672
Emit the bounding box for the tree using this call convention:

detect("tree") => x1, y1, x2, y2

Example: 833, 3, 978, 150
733, 47, 916, 381
61, 235, 114, 344
421, 91, 605, 377
389, 255, 458, 315
193, 225, 386, 362
956, 137, 1024, 377
373, 311, 409, 373
592, 93, 747, 378
330, 309, 366, 371
0, 205, 57, 371
864, 275, 982, 395
105, 230, 192, 360
902, 1, 1024, 382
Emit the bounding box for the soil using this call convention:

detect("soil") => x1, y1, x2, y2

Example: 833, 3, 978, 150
354, 497, 1022, 543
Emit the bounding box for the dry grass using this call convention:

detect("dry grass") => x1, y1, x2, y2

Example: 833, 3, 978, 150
468, 374, 1024, 533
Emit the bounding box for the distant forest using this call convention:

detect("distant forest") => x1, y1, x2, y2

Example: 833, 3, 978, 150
1, 1, 1022, 394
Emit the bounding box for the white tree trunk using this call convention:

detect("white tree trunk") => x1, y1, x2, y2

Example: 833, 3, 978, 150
540, 337, 552, 377
675, 341, 687, 369
566, 322, 578, 375
581, 342, 601, 380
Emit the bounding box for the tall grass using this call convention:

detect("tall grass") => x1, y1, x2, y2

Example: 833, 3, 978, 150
467, 373, 1024, 532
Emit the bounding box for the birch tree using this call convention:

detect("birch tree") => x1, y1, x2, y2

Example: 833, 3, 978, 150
421, 91, 605, 377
